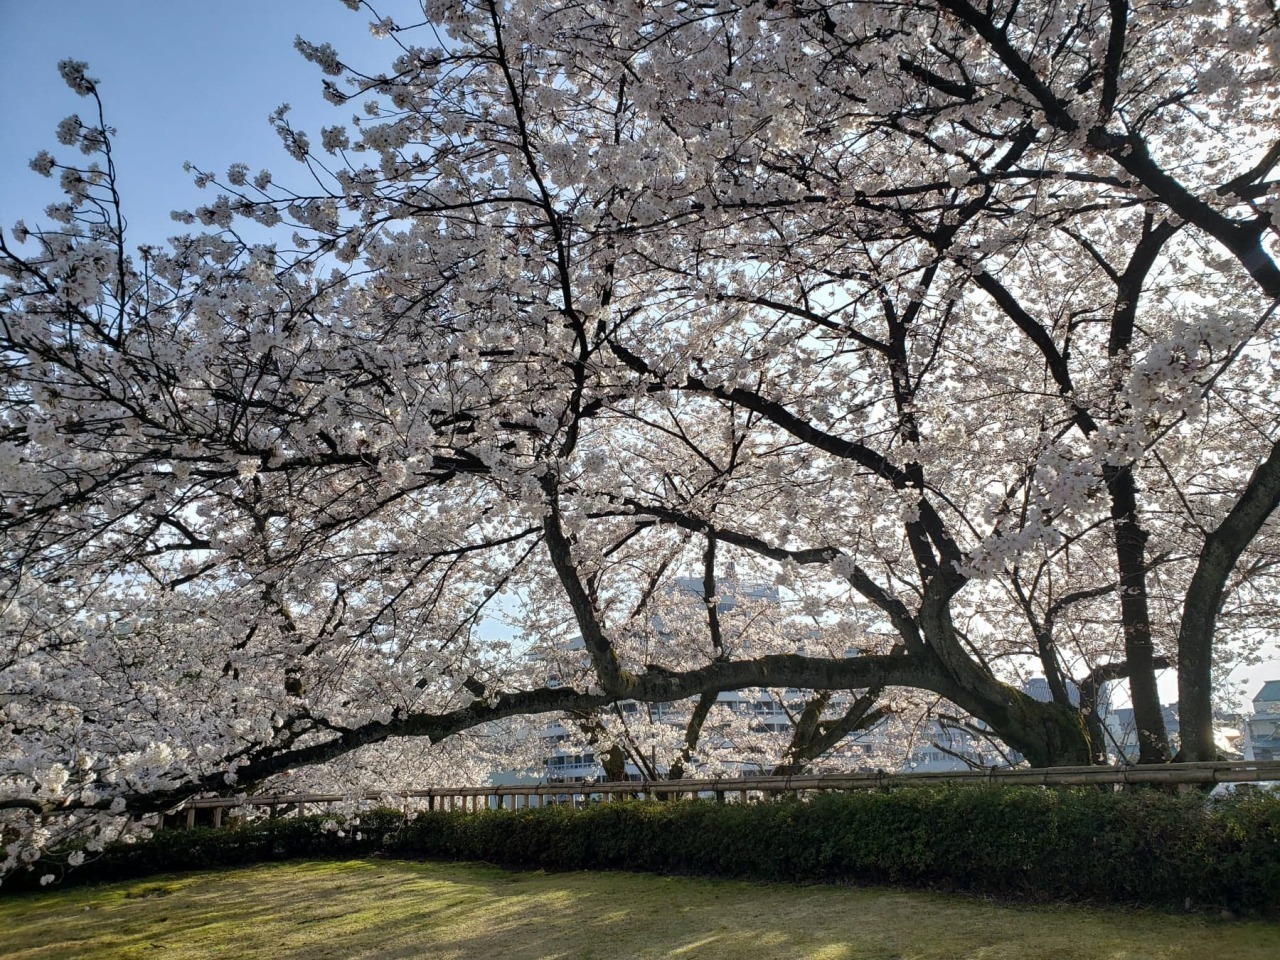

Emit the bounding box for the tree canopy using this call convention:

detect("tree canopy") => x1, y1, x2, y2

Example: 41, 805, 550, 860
4, 0, 1280, 879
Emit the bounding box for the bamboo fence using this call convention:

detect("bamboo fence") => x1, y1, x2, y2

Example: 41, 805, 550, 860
159, 759, 1280, 829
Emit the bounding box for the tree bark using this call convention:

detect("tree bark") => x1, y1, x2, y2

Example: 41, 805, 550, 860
1106, 465, 1170, 763
1178, 439, 1280, 760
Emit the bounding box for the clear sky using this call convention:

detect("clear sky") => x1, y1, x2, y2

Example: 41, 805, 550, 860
0, 0, 414, 245
1, 1, 1277, 714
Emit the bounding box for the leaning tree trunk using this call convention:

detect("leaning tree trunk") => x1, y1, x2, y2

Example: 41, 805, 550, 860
917, 583, 1093, 767
1178, 439, 1280, 761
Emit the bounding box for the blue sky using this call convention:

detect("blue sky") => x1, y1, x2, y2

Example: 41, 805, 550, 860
1, 1, 1277, 715
0, 0, 413, 245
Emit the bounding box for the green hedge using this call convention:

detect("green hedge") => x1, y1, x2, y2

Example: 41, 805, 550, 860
6, 787, 1279, 913
383, 788, 1280, 911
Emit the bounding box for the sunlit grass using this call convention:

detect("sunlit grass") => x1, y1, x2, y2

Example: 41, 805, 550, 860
2, 859, 1278, 959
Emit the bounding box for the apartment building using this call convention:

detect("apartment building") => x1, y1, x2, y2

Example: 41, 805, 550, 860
1243, 680, 1280, 761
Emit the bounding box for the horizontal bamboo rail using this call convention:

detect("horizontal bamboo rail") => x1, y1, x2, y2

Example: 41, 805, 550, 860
162, 759, 1280, 828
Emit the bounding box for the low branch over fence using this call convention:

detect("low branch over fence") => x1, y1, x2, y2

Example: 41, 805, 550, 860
162, 760, 1280, 828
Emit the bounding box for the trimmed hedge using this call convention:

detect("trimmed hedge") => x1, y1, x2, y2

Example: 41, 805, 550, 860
5, 786, 1279, 913
385, 787, 1280, 911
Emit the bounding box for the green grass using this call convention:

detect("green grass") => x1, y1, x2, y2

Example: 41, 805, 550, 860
2, 860, 1278, 959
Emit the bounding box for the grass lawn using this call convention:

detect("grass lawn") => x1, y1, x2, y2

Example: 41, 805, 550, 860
2, 860, 1278, 959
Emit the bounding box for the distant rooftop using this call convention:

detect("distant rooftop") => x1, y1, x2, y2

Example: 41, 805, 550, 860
1254, 680, 1280, 704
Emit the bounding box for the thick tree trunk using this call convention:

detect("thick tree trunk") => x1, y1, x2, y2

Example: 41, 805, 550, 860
944, 678, 1093, 767
1105, 465, 1170, 763
600, 743, 628, 783
1178, 439, 1280, 760
1076, 658, 1163, 764
918, 584, 1093, 767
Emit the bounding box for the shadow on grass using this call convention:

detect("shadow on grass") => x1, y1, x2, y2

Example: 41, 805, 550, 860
3, 859, 1280, 959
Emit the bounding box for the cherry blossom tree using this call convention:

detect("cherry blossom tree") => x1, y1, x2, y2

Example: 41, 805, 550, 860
5, 0, 1280, 880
